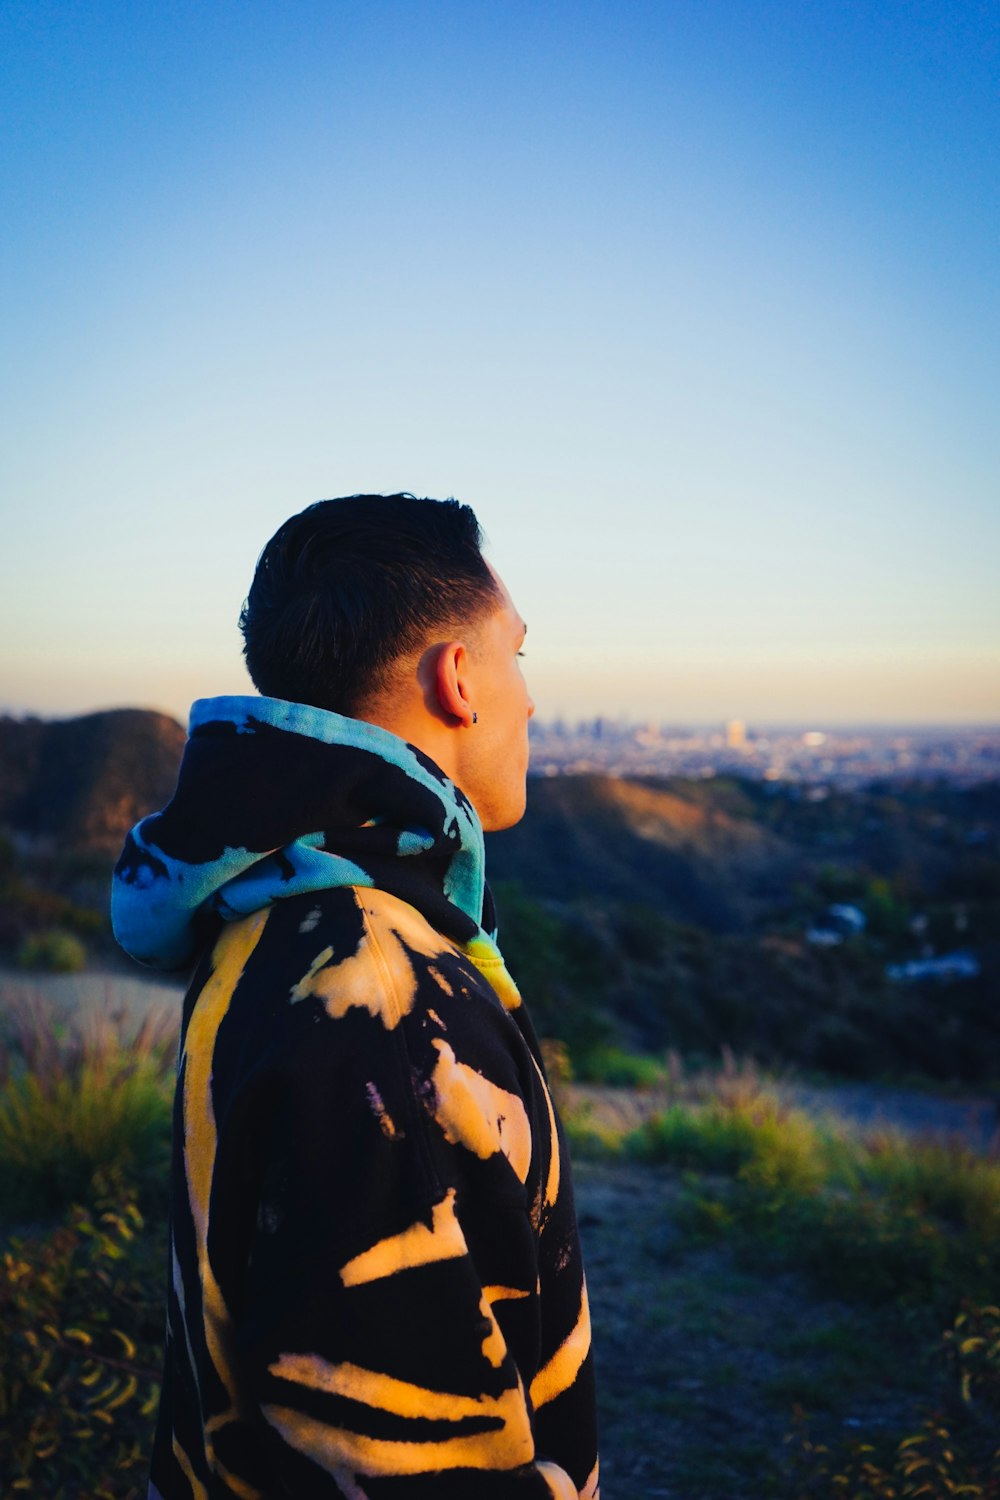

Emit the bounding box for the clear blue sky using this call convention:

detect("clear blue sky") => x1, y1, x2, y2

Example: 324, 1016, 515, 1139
2, 0, 997, 727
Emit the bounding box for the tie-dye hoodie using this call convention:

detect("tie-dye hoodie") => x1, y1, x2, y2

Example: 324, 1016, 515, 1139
112, 696, 599, 1500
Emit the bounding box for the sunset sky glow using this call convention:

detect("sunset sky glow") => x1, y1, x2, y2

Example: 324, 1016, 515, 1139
2, 0, 998, 728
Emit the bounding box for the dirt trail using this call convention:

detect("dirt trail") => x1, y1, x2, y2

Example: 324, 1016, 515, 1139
573, 1160, 931, 1499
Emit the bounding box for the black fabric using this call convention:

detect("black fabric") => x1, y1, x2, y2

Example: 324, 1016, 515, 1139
115, 700, 599, 1499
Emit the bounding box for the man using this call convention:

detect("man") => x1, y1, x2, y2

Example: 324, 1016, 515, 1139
113, 494, 599, 1500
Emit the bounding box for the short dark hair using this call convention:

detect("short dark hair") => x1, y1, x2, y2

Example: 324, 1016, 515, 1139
239, 493, 500, 715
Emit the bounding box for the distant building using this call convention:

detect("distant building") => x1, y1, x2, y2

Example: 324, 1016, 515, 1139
828, 904, 866, 935
886, 951, 982, 984
806, 903, 867, 946
524, 718, 1000, 790
805, 925, 843, 947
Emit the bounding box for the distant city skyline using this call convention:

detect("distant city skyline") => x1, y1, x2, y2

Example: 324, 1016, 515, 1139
526, 718, 1000, 788
2, 2, 997, 726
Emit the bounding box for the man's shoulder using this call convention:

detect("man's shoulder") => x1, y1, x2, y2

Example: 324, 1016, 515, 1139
233, 885, 499, 1033
350, 886, 461, 965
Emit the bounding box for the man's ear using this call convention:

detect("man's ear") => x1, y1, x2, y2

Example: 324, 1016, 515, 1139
432, 641, 475, 727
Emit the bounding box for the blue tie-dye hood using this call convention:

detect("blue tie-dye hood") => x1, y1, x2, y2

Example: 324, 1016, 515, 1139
112, 695, 496, 971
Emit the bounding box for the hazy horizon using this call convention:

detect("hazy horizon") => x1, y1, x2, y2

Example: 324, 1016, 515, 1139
1, 694, 997, 738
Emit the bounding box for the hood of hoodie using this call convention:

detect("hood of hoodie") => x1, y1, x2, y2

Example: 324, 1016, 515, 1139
112, 695, 499, 972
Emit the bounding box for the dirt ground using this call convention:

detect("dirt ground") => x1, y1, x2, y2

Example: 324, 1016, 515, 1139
573, 1160, 932, 1500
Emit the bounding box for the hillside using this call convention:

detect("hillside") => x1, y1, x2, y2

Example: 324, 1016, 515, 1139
487, 773, 800, 931
0, 709, 185, 856
0, 709, 997, 1082
486, 773, 1000, 1080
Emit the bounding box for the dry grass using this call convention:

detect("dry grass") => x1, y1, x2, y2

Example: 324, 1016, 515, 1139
0, 992, 178, 1220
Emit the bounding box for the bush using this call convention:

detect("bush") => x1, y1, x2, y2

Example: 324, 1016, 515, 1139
0, 1175, 162, 1498
574, 1045, 666, 1089
627, 1100, 762, 1174
16, 928, 87, 973
618, 1078, 1000, 1310
0, 996, 176, 1219
626, 1092, 835, 1200
560, 1102, 625, 1161
786, 1192, 955, 1306
861, 1132, 1000, 1240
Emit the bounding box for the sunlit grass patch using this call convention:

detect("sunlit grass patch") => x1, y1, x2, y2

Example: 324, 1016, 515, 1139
601, 1070, 1000, 1311
617, 1075, 1000, 1231
0, 995, 178, 1220
561, 1099, 625, 1160
625, 1091, 842, 1202
573, 1044, 668, 1089
859, 1129, 1000, 1239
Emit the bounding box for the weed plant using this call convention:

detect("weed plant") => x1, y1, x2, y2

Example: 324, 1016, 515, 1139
786, 1302, 1000, 1496
860, 1131, 1000, 1240
0, 995, 177, 1221
625, 1094, 840, 1197
674, 1129, 996, 1310
0, 1169, 162, 1498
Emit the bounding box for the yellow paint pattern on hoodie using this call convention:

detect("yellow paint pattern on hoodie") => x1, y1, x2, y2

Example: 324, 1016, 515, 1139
292, 889, 453, 1029
181, 908, 269, 1493
339, 1189, 467, 1287
429, 1037, 532, 1182
264, 1357, 535, 1476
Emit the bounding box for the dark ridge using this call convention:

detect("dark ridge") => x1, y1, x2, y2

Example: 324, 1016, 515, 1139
0, 708, 186, 854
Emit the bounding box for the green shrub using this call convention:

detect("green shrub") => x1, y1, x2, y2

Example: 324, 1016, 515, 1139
735, 1108, 835, 1202
681, 1158, 1000, 1311
16, 928, 87, 973
560, 1099, 625, 1161
627, 1100, 760, 1173
0, 1176, 162, 1498
0, 997, 176, 1219
786, 1192, 955, 1306
625, 1093, 834, 1199
574, 1045, 666, 1089
860, 1132, 1000, 1240
619, 1081, 1000, 1310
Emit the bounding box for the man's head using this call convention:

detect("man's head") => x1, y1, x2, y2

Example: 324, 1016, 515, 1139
240, 494, 534, 830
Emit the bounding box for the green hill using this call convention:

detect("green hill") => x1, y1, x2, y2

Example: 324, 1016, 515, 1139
0, 709, 996, 1082
487, 774, 1000, 1082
